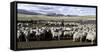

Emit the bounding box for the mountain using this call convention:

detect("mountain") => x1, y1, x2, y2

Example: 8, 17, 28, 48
67, 15, 79, 17
18, 9, 66, 16
18, 9, 80, 17
46, 13, 57, 16
46, 12, 65, 16
18, 9, 42, 15
56, 14, 65, 16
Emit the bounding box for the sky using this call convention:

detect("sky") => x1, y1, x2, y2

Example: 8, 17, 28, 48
17, 3, 96, 16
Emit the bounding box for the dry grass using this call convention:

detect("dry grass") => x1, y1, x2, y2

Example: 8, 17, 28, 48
17, 14, 96, 21
17, 40, 94, 49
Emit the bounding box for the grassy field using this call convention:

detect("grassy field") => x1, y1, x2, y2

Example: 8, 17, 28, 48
17, 14, 96, 21
17, 40, 95, 49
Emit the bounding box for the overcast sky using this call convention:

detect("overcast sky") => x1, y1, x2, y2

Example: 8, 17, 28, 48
18, 3, 96, 16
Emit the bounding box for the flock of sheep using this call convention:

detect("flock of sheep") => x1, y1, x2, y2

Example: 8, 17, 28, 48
17, 21, 96, 44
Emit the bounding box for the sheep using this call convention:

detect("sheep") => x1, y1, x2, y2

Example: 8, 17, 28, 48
86, 30, 96, 44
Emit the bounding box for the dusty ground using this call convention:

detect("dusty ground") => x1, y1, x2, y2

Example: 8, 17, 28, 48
17, 40, 95, 49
